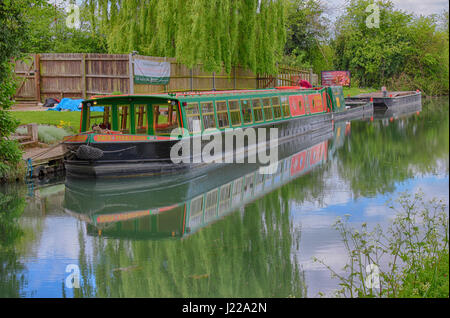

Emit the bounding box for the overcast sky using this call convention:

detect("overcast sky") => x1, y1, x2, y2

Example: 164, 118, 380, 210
326, 0, 449, 18
390, 0, 448, 15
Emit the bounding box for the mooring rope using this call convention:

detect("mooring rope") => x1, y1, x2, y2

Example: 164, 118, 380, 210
28, 132, 89, 160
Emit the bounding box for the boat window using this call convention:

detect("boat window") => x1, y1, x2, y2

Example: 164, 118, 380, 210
135, 104, 148, 134
228, 100, 242, 126
281, 96, 291, 118
272, 97, 282, 119
153, 104, 180, 135
219, 182, 232, 215
185, 102, 201, 133
189, 195, 204, 228
119, 105, 131, 133
216, 101, 230, 128
201, 102, 216, 130
241, 99, 253, 124
305, 98, 311, 114
232, 177, 243, 205
205, 189, 219, 221
255, 173, 265, 192
252, 98, 264, 122
243, 173, 254, 198
87, 105, 112, 131
262, 98, 273, 121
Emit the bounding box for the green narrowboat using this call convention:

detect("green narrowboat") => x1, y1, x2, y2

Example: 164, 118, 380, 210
63, 86, 351, 178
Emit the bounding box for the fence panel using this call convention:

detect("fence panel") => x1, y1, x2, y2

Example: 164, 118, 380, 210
14, 55, 37, 101
14, 53, 317, 104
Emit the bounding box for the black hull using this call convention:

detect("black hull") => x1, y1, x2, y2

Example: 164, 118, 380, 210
64, 112, 333, 178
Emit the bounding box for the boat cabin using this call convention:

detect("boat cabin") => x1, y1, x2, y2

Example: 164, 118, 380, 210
80, 87, 334, 136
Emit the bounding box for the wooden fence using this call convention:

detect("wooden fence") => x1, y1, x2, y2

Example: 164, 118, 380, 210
14, 53, 318, 104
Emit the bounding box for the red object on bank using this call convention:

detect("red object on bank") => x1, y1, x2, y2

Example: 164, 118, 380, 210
299, 80, 312, 88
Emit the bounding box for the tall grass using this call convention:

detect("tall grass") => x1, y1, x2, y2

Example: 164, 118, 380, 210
15, 125, 71, 144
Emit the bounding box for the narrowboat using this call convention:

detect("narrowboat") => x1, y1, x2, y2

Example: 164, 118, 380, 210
62, 85, 358, 178
63, 120, 344, 239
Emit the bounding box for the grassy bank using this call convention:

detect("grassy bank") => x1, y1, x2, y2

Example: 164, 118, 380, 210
342, 87, 377, 97
10, 111, 82, 132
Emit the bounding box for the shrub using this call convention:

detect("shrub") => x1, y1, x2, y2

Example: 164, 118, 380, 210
315, 191, 449, 298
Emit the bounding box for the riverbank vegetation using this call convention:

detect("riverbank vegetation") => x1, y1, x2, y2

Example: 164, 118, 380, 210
0, 0, 31, 182
333, 1, 449, 96
315, 191, 449, 298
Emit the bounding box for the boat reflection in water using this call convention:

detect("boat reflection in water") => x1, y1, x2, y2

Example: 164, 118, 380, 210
373, 102, 422, 123
64, 119, 353, 240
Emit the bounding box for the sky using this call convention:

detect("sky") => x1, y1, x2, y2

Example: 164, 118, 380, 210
327, 0, 449, 18
53, 0, 449, 17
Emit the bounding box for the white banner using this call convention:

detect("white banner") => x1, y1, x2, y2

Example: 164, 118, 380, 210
134, 59, 171, 85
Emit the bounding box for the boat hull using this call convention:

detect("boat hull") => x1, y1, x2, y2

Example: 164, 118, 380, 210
347, 91, 422, 109
64, 112, 332, 178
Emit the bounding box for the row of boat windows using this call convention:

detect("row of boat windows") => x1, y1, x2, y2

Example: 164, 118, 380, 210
184, 96, 291, 133
188, 142, 327, 229
188, 159, 291, 228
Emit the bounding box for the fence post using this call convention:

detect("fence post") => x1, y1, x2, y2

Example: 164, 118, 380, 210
81, 53, 86, 99
309, 68, 314, 85
128, 53, 134, 94
35, 54, 41, 103
190, 69, 193, 91
212, 72, 216, 90
27, 123, 38, 142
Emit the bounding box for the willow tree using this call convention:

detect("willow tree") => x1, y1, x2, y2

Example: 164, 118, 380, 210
83, 0, 286, 74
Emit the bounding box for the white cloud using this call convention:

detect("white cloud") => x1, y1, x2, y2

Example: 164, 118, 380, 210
326, 0, 448, 18
392, 0, 449, 16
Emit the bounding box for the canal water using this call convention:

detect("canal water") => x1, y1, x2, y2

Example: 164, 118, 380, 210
0, 98, 448, 298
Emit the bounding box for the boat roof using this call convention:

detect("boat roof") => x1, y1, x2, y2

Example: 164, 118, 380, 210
86, 87, 322, 104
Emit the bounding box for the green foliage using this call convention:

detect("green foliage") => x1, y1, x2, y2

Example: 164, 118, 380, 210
387, 15, 450, 95
85, 0, 286, 74
0, 0, 33, 181
24, 2, 107, 53
333, 0, 449, 95
396, 249, 449, 297
315, 191, 449, 298
284, 0, 333, 73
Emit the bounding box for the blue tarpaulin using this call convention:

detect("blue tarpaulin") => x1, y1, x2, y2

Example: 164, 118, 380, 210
47, 98, 104, 112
